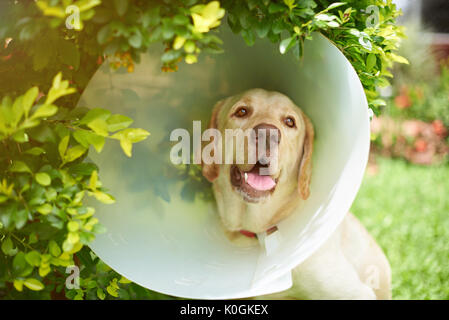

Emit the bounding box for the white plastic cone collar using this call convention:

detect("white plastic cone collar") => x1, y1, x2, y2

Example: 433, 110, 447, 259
78, 28, 370, 299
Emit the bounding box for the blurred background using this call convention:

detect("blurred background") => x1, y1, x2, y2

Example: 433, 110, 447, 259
351, 0, 449, 299
1, 0, 448, 300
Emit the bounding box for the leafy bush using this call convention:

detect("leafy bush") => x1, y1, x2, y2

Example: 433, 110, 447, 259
368, 21, 449, 166
0, 0, 405, 299
387, 60, 449, 128
0, 73, 149, 299
383, 21, 449, 126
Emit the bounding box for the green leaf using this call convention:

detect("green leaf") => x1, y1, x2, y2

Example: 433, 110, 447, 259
315, 13, 335, 21
72, 130, 89, 148
1, 236, 18, 256
366, 53, 376, 71
39, 265, 51, 277
67, 221, 79, 232
79, 108, 111, 125
78, 0, 102, 11
68, 163, 97, 176
35, 172, 51, 186
129, 30, 143, 48
59, 135, 70, 159
12, 252, 33, 278
76, 209, 95, 221
87, 118, 109, 136
120, 137, 132, 157
14, 209, 28, 229
97, 288, 106, 300
327, 20, 340, 28
390, 53, 409, 65
73, 130, 106, 153
64, 145, 88, 163
173, 14, 189, 25
13, 279, 23, 292
62, 239, 74, 252
326, 2, 346, 11
119, 276, 132, 284
31, 104, 58, 119
23, 278, 45, 291
88, 135, 105, 153
11, 96, 25, 127
279, 36, 296, 54
92, 191, 115, 204
25, 251, 41, 267
173, 35, 186, 50
142, 7, 161, 28
117, 128, 150, 143
67, 232, 80, 244
0, 196, 7, 204
106, 114, 133, 132
45, 73, 76, 105
22, 86, 39, 118
37, 203, 53, 215
241, 29, 255, 46
161, 50, 182, 63
12, 130, 29, 143
184, 40, 196, 53
268, 2, 287, 14
49, 240, 61, 257
254, 21, 270, 38
111, 128, 149, 157
29, 232, 38, 244
106, 283, 119, 297
80, 231, 95, 244
97, 24, 111, 44
92, 223, 107, 234
113, 0, 129, 16
10, 161, 31, 173
20, 118, 41, 130
89, 170, 98, 191
25, 147, 46, 156
283, 0, 296, 10
185, 54, 197, 64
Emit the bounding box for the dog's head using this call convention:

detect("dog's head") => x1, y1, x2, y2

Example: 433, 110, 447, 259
202, 88, 314, 239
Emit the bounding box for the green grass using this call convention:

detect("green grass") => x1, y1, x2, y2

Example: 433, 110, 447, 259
351, 157, 449, 300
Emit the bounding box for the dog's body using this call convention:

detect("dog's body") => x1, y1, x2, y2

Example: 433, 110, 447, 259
202, 89, 391, 299
258, 212, 391, 300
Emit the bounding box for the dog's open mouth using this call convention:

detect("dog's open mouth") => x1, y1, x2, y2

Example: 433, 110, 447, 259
230, 162, 278, 203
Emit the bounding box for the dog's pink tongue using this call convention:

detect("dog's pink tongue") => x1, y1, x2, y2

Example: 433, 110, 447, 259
247, 172, 276, 191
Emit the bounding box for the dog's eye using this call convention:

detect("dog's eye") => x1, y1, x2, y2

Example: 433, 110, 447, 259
233, 107, 249, 118
284, 116, 296, 128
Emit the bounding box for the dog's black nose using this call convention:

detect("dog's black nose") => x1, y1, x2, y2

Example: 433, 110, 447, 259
253, 123, 281, 145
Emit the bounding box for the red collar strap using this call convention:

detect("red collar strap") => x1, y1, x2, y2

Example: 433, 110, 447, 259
239, 226, 278, 238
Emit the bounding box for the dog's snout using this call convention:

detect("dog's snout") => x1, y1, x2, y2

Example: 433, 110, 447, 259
253, 123, 281, 144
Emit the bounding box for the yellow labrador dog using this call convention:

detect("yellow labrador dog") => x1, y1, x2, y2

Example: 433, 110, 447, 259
202, 88, 391, 300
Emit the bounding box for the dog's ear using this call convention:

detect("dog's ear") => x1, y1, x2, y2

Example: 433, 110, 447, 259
297, 110, 314, 200
202, 99, 225, 182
